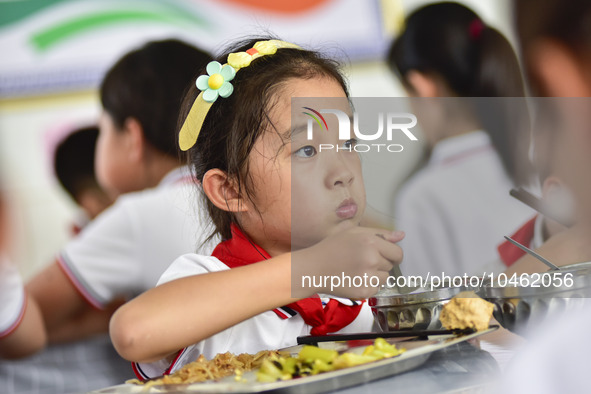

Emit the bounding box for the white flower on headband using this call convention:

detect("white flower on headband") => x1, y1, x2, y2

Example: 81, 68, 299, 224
196, 61, 236, 103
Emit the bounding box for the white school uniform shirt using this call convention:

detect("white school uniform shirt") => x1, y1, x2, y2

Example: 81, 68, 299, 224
0, 167, 218, 394
0, 256, 26, 339
58, 166, 217, 308
135, 254, 374, 379
395, 131, 534, 278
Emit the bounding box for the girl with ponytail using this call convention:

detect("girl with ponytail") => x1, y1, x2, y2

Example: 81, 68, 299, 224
386, 2, 533, 277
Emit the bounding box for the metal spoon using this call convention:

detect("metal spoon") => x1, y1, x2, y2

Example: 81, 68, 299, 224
503, 235, 561, 271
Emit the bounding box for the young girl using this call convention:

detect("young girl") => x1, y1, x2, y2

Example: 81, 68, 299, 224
502, 0, 591, 275
386, 2, 533, 277
495, 133, 575, 274
110, 38, 404, 377
495, 2, 591, 391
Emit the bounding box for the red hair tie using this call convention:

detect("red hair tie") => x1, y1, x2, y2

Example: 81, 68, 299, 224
469, 19, 485, 40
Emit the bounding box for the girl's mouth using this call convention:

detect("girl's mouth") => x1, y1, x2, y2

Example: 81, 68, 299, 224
336, 198, 358, 219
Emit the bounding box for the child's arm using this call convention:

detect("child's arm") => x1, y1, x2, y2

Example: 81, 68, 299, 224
26, 261, 105, 339
0, 259, 47, 359
46, 297, 125, 343
0, 295, 47, 359
110, 227, 404, 363
26, 197, 153, 343
111, 254, 295, 363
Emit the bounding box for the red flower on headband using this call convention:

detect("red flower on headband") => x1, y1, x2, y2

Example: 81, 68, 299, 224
469, 19, 485, 40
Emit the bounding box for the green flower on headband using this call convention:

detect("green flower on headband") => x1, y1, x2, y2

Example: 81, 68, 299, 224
196, 61, 236, 103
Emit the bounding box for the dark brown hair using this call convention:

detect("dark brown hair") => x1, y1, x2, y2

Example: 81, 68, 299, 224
54, 126, 102, 202
387, 2, 529, 184
388, 2, 525, 97
180, 37, 349, 241
101, 39, 213, 157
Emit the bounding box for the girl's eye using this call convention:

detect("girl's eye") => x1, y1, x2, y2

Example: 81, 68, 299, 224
294, 145, 317, 158
341, 138, 358, 150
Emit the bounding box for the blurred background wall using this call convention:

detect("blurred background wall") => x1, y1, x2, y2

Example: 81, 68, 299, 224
0, 0, 513, 278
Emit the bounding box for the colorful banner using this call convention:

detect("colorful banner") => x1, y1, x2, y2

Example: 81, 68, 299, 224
0, 0, 386, 97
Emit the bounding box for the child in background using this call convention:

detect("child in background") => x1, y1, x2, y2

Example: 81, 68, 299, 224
497, 1, 591, 392
109, 38, 404, 378
28, 39, 215, 341
0, 40, 215, 394
496, 95, 578, 271
386, 2, 533, 277
53, 125, 114, 234
504, 29, 591, 275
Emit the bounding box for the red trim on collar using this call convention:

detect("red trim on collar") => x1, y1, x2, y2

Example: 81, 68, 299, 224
497, 215, 538, 267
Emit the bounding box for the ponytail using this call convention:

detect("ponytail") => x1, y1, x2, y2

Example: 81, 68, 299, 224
386, 2, 530, 184
472, 27, 530, 184
472, 26, 525, 97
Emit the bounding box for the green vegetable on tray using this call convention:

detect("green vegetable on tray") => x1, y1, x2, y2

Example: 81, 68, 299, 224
256, 338, 405, 382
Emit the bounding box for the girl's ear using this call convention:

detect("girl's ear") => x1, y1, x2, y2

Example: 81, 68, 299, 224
542, 176, 561, 198
122, 117, 145, 163
202, 169, 247, 213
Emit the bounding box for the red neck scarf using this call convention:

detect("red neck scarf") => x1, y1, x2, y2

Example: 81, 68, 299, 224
497, 215, 538, 267
211, 224, 363, 336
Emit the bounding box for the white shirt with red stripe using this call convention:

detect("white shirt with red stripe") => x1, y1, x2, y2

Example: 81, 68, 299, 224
133, 254, 374, 380
395, 131, 534, 277
0, 256, 26, 339
58, 166, 218, 309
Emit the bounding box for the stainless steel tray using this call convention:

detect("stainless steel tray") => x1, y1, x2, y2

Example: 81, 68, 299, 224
90, 328, 496, 393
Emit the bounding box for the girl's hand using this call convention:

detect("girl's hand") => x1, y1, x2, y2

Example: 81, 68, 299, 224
292, 227, 404, 299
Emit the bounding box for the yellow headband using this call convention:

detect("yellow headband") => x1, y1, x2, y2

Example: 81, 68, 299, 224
178, 40, 300, 151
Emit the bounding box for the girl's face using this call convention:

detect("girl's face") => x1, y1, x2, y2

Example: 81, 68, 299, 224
239, 77, 366, 256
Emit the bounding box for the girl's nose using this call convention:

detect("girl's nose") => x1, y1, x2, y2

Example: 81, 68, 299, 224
325, 155, 355, 188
